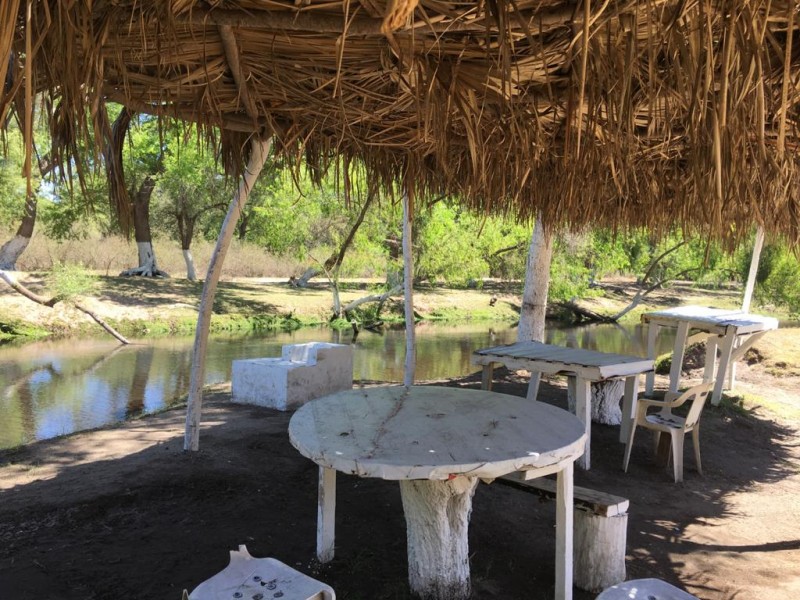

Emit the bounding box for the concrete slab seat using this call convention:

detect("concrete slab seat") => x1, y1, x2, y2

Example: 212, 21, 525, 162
497, 474, 629, 594
232, 342, 353, 411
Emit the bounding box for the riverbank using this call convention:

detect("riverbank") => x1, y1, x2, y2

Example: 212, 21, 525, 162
1, 365, 798, 600
0, 272, 781, 343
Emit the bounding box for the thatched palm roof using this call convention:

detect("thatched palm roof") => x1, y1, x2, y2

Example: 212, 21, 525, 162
1, 0, 799, 243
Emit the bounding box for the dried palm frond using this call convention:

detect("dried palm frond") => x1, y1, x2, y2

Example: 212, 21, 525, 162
0, 0, 798, 246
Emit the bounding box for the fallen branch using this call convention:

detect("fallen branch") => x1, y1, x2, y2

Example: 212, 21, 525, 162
341, 284, 403, 313
0, 269, 130, 344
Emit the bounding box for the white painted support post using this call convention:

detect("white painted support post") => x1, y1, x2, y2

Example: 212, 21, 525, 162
711, 330, 736, 406
741, 227, 765, 313
317, 467, 336, 563
399, 476, 479, 600
555, 462, 574, 600
402, 186, 416, 387
570, 377, 592, 470
184, 137, 273, 451
668, 321, 691, 394
645, 323, 659, 394
619, 375, 639, 443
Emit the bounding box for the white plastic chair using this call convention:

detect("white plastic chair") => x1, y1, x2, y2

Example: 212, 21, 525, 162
188, 545, 335, 600
596, 577, 699, 599
622, 382, 714, 483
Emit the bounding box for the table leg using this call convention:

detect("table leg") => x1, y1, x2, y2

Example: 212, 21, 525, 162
669, 321, 691, 394
620, 375, 639, 444
555, 462, 574, 600
481, 363, 494, 391
712, 331, 736, 406
399, 476, 479, 600
703, 335, 718, 383
645, 323, 659, 394
572, 376, 592, 470
316, 467, 336, 563
526, 371, 542, 401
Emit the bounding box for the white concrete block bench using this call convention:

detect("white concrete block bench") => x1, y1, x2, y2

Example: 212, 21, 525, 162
497, 474, 628, 593
232, 342, 353, 411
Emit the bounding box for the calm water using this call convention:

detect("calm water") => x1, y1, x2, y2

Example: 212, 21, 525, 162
0, 322, 668, 450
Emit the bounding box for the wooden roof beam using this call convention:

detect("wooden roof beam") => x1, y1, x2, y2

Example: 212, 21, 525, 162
218, 24, 260, 124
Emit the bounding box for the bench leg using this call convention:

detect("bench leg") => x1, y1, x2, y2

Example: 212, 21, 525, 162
317, 467, 336, 563
526, 371, 542, 401
481, 363, 494, 391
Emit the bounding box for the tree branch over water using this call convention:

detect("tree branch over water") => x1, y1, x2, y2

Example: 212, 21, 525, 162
0, 270, 130, 344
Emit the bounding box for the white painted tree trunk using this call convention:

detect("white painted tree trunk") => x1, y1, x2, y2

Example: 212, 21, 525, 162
120, 241, 169, 277
399, 476, 478, 600
402, 187, 416, 387
183, 249, 197, 281
568, 379, 625, 425
518, 217, 553, 343
184, 137, 272, 451
518, 217, 553, 399
573, 510, 627, 592
0, 235, 30, 270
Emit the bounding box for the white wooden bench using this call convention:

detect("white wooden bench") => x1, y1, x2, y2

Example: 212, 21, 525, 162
497, 474, 628, 593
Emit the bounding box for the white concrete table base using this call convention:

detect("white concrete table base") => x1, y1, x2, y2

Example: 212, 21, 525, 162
473, 342, 654, 469
288, 386, 586, 600
642, 306, 778, 405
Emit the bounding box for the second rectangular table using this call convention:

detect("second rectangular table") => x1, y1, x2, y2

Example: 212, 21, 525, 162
472, 341, 654, 470
642, 306, 778, 405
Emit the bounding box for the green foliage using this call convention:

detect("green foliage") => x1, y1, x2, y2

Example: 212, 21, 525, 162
753, 243, 800, 316
47, 262, 96, 301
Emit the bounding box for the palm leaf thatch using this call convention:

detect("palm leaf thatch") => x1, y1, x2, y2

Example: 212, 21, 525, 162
1, 0, 800, 244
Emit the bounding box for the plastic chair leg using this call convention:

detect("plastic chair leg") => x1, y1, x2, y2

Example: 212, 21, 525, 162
692, 425, 702, 475
670, 431, 684, 483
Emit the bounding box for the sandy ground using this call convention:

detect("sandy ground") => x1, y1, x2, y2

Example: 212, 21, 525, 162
1, 363, 798, 600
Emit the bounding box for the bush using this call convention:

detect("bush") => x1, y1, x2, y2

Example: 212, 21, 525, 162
47, 262, 96, 300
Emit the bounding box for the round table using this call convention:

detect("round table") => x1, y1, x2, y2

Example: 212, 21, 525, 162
289, 385, 586, 600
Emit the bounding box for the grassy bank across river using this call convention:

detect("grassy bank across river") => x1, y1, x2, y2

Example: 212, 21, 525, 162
0, 272, 794, 344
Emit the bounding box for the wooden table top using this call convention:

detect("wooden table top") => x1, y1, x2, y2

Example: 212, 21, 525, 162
288, 385, 586, 481
642, 306, 779, 333
472, 341, 653, 380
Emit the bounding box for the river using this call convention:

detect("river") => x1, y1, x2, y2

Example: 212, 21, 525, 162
0, 322, 669, 450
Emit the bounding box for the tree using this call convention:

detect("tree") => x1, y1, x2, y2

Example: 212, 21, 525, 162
154, 130, 228, 280
0, 103, 51, 269
102, 105, 167, 277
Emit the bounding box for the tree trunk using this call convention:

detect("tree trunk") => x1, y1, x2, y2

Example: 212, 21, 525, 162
518, 217, 553, 343
184, 136, 272, 452
568, 379, 625, 425
183, 249, 197, 281
295, 190, 376, 288
121, 177, 168, 277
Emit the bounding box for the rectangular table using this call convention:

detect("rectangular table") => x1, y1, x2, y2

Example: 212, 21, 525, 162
642, 306, 778, 405
472, 341, 654, 470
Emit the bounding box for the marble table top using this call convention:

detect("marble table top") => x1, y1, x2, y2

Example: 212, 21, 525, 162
288, 385, 586, 481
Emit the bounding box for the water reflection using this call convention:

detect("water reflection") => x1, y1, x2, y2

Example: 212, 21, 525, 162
0, 322, 672, 450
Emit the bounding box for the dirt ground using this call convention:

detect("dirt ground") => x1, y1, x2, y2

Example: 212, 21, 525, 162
1, 359, 798, 600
